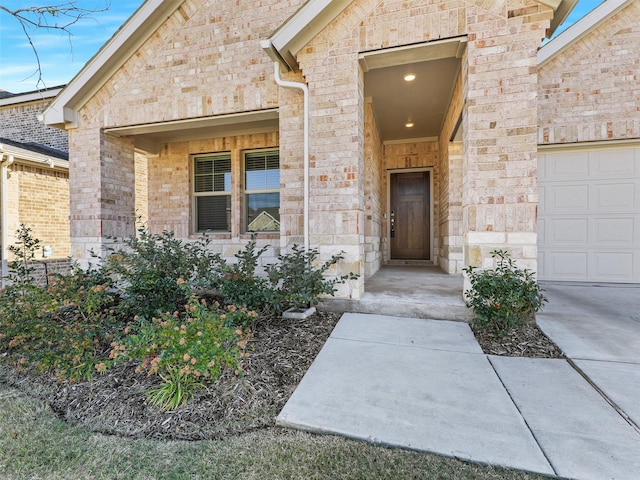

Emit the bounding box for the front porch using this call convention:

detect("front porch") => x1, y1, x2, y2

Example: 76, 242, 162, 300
322, 265, 472, 322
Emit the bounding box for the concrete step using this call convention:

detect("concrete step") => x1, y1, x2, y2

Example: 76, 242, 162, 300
322, 293, 473, 322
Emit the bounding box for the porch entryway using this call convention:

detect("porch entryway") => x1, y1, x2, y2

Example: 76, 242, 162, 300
322, 265, 471, 322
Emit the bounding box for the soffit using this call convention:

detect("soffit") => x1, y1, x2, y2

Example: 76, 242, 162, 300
104, 109, 279, 155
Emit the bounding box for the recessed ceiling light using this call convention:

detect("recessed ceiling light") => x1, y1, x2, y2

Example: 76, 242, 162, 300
405, 122, 414, 128
404, 74, 416, 82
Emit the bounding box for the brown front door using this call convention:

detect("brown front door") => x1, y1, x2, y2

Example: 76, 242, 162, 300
390, 171, 430, 260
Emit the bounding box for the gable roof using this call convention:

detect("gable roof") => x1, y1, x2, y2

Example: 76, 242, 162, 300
42, 0, 182, 129
263, 0, 578, 71
261, 0, 352, 71
538, 0, 634, 67
0, 86, 63, 107
43, 0, 581, 128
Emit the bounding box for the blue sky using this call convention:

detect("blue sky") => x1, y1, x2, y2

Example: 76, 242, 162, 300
0, 0, 605, 94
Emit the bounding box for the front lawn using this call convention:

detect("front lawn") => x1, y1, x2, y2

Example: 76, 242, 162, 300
0, 383, 548, 480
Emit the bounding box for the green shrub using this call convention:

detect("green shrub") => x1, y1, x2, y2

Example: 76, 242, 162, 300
105, 296, 254, 409
214, 236, 277, 312
106, 227, 222, 320
265, 245, 358, 312
1, 263, 122, 381
463, 250, 547, 336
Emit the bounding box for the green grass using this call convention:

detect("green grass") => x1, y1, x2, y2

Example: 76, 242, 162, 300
0, 384, 549, 480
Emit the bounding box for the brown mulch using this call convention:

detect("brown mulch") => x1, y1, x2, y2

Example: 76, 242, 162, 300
0, 311, 340, 441
0, 310, 564, 441
471, 321, 564, 358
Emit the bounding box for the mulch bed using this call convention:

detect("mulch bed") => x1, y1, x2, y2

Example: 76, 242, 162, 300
0, 311, 563, 441
471, 321, 564, 358
0, 311, 340, 441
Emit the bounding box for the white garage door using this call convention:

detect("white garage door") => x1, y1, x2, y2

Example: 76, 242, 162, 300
538, 145, 640, 283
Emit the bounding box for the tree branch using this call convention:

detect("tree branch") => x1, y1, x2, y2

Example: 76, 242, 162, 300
0, 1, 111, 89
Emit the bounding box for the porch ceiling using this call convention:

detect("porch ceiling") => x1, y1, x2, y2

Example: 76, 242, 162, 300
104, 109, 279, 155
363, 57, 461, 142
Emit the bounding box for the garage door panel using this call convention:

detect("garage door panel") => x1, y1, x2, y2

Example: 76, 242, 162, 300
550, 184, 589, 210
590, 148, 639, 178
546, 251, 588, 278
549, 218, 588, 243
538, 145, 640, 283
542, 151, 589, 179
593, 182, 636, 210
593, 252, 635, 281
538, 218, 546, 243
593, 217, 636, 245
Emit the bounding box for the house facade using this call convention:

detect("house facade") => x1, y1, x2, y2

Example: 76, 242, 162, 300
42, 0, 639, 299
0, 88, 71, 284
536, 0, 640, 283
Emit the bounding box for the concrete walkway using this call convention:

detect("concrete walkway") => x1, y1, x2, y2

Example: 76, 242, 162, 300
278, 283, 640, 480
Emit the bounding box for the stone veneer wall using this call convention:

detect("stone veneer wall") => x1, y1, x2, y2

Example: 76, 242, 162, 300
538, 1, 640, 145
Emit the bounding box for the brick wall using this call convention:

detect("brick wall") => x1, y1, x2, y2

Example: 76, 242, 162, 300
538, 1, 640, 144
463, 0, 552, 275
3, 163, 70, 260
135, 151, 149, 225
0, 98, 68, 152
147, 132, 281, 266
92, 0, 303, 129
438, 67, 464, 274
363, 98, 384, 277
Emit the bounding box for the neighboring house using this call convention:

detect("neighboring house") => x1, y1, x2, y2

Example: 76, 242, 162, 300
537, 0, 640, 283
41, 0, 639, 301
0, 87, 71, 284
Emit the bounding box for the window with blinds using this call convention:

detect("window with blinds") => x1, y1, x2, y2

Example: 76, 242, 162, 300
244, 150, 280, 232
193, 153, 231, 232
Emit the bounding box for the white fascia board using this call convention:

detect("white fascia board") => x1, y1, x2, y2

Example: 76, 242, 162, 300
267, 0, 352, 70
42, 0, 182, 129
103, 109, 279, 137
539, 0, 632, 66
0, 88, 63, 107
0, 144, 68, 170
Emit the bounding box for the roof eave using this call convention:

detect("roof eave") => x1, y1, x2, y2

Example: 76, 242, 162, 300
0, 143, 68, 170
545, 0, 579, 38
539, 0, 632, 67
263, 0, 353, 71
42, 0, 182, 129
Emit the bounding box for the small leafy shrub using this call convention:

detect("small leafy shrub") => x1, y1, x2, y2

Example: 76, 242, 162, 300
0, 228, 122, 380
106, 227, 222, 320
7, 224, 42, 288
463, 250, 547, 336
265, 245, 359, 312
106, 296, 255, 410
214, 237, 276, 312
